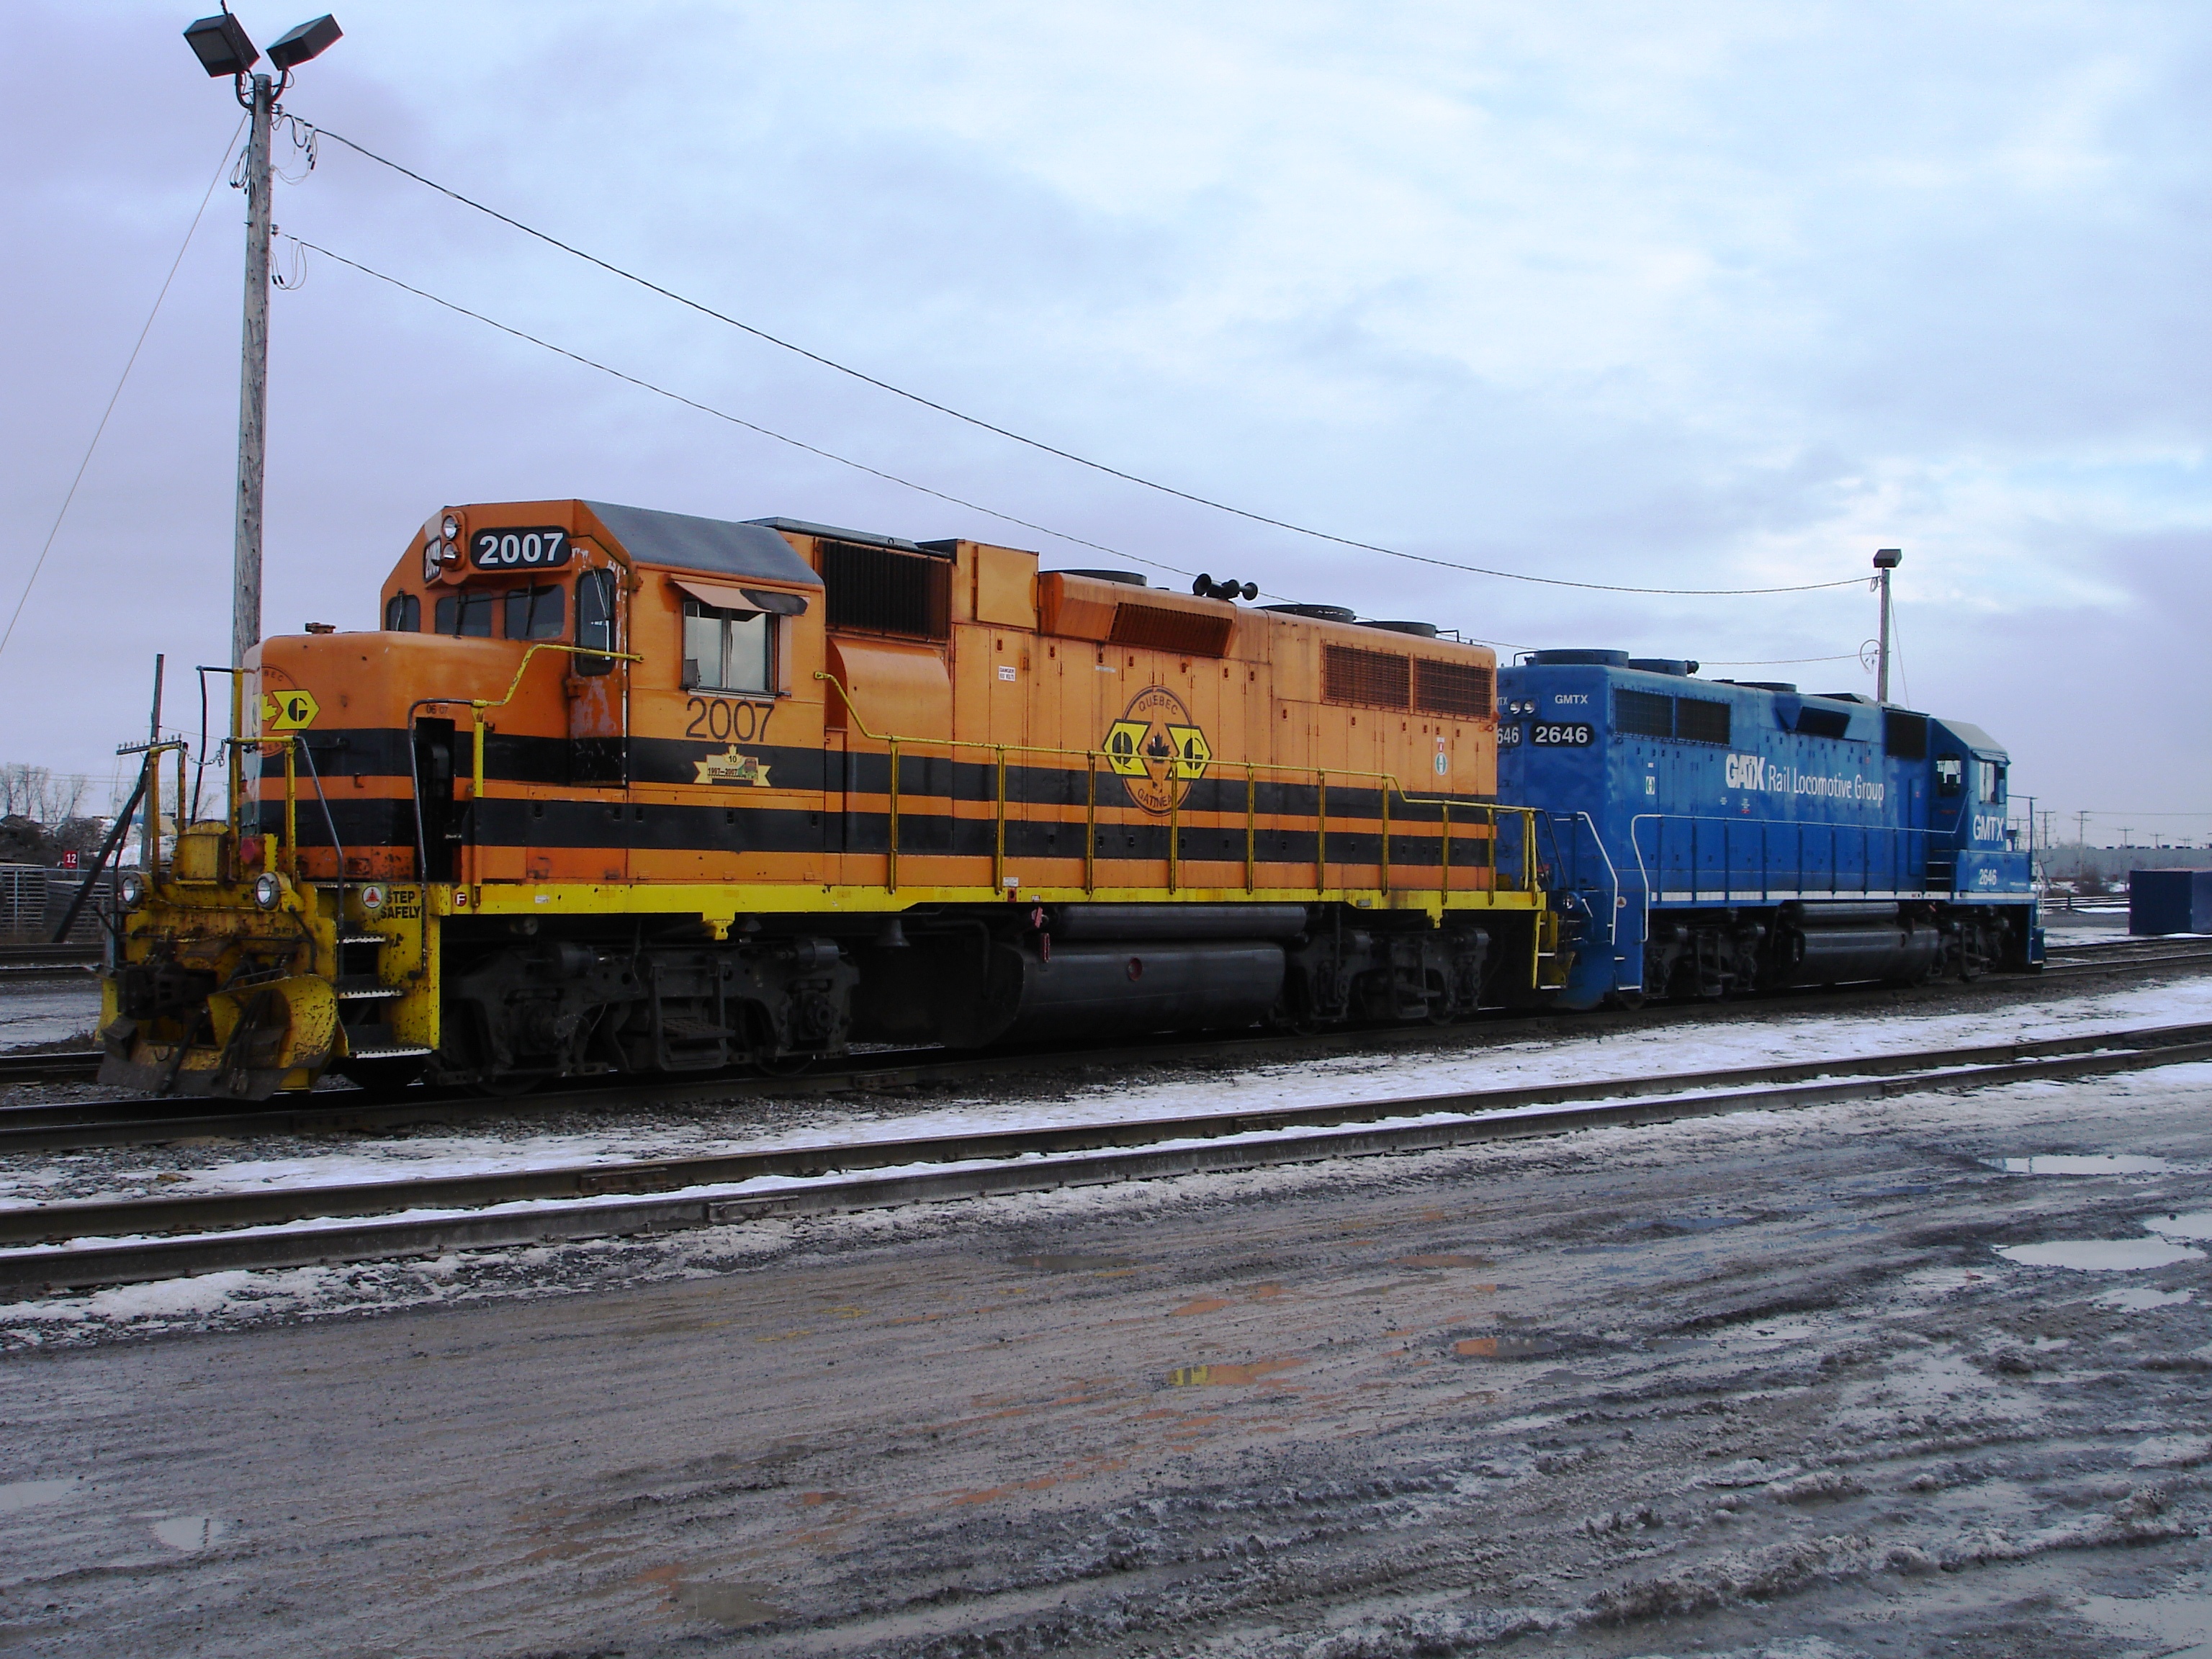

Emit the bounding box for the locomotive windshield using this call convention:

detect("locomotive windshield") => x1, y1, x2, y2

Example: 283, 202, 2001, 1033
432, 590, 495, 637
503, 584, 565, 640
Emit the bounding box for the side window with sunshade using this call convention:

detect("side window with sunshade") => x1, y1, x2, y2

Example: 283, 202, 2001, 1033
681, 598, 773, 693
383, 593, 420, 631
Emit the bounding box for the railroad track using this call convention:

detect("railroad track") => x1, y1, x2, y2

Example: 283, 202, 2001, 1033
0, 1050, 102, 1088
5, 939, 2211, 1154
4, 1020, 2210, 1295
2042, 937, 2212, 971
0, 943, 102, 981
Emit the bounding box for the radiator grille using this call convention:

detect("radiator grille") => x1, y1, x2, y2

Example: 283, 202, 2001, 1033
1883, 709, 1928, 760
822, 541, 950, 640
1614, 688, 1674, 737
1794, 704, 1852, 739
1675, 697, 1731, 745
1107, 603, 1236, 657
1413, 659, 1491, 719
1323, 644, 1411, 709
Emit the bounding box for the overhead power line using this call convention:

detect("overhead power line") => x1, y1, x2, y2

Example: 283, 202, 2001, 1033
296, 119, 1865, 602
1, 117, 247, 665
282, 235, 1194, 583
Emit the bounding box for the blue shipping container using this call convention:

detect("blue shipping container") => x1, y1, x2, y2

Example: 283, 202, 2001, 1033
2129, 869, 2212, 935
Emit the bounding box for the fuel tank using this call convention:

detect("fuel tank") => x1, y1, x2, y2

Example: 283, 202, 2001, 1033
1776, 904, 1941, 987
960, 938, 1287, 1046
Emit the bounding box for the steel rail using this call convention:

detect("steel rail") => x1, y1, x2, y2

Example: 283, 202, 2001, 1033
6, 940, 2212, 1151
0, 1051, 103, 1087
4, 1021, 2211, 1294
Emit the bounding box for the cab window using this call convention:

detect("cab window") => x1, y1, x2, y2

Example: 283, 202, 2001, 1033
1978, 761, 2005, 804
383, 593, 420, 631
575, 569, 617, 676
432, 590, 495, 637
681, 598, 772, 693
1936, 755, 1963, 797
504, 584, 565, 640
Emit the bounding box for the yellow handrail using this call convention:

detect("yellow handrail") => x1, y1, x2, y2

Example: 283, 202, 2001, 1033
813, 670, 1537, 894
405, 641, 644, 801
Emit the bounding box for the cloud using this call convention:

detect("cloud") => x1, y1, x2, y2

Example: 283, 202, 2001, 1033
0, 0, 2206, 828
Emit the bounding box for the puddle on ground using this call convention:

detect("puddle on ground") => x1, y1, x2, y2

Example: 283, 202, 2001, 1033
1995, 1239, 2206, 1272
2077, 1590, 2212, 1657
675, 1580, 783, 1627
150, 1516, 228, 1552
1171, 1296, 1232, 1316
1009, 1254, 1137, 1273
1454, 1336, 1562, 1359
1166, 1357, 1306, 1386
1629, 1216, 1749, 1235
2146, 1210, 2212, 1241
1395, 1254, 1493, 1269
0, 1478, 77, 1514
1993, 1155, 2173, 1176
2096, 1285, 2195, 1311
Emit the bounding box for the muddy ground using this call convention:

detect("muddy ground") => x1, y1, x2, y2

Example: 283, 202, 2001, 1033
4, 1058, 2211, 1656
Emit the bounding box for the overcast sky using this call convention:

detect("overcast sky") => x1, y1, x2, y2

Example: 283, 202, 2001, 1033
6, 1, 2207, 840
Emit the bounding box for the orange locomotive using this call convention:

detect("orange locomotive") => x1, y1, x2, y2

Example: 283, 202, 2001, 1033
102, 500, 1555, 1097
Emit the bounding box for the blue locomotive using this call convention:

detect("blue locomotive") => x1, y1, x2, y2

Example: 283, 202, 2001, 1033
1496, 649, 2041, 1009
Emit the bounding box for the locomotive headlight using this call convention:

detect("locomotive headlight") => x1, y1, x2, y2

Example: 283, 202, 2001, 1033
441, 513, 461, 543
117, 870, 147, 911
252, 871, 284, 910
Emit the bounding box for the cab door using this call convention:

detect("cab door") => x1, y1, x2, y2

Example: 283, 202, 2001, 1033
566, 563, 629, 882
568, 565, 628, 786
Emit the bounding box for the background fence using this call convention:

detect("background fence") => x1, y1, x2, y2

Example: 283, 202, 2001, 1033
0, 865, 117, 943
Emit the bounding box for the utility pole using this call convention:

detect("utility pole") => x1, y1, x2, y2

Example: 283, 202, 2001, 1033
1872, 549, 1901, 703
182, 13, 343, 673
233, 70, 274, 673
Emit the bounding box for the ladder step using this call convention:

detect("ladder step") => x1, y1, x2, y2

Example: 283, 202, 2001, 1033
341, 934, 387, 945
346, 1044, 431, 1061
336, 984, 404, 1001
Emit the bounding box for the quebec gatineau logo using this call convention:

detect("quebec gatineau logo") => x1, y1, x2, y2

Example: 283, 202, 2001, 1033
1104, 685, 1210, 814
693, 745, 772, 787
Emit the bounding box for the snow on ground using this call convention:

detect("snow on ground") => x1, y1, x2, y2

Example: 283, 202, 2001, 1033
6, 1057, 2212, 1349
0, 982, 100, 1050
5, 974, 2211, 1214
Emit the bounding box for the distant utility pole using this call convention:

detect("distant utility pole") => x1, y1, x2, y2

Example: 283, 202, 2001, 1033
1872, 549, 1901, 703
182, 11, 343, 673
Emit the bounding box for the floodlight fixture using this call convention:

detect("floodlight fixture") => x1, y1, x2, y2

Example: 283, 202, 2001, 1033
266, 14, 342, 70
183, 12, 259, 77
1873, 547, 1902, 569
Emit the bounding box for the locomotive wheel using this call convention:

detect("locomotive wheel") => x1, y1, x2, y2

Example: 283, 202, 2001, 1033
470, 1071, 543, 1099
336, 1056, 426, 1101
